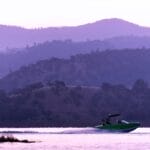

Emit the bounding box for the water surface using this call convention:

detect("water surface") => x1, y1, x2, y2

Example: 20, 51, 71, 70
0, 128, 149, 150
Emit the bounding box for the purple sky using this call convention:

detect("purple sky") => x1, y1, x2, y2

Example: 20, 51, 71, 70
0, 0, 149, 28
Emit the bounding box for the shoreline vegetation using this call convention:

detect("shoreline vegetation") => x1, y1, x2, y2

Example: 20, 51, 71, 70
0, 79, 149, 127
0, 135, 35, 143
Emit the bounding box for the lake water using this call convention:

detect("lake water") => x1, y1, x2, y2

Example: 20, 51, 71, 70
0, 127, 149, 150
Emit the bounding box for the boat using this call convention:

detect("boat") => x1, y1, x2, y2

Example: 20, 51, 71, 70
95, 113, 140, 133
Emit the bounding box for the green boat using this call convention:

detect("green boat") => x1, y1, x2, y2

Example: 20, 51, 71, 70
95, 114, 140, 133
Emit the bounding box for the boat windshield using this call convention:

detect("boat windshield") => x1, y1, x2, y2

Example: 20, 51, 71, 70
121, 120, 129, 124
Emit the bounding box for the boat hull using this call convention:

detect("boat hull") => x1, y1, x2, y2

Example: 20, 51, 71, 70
95, 122, 140, 133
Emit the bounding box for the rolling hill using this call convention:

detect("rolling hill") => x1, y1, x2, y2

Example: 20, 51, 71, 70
1, 18, 150, 51
2, 35, 150, 78
1, 49, 150, 91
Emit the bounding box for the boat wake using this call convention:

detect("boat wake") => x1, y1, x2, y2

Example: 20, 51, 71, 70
0, 128, 103, 134
0, 127, 145, 135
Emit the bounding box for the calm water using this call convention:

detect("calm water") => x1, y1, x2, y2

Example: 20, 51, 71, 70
0, 128, 150, 150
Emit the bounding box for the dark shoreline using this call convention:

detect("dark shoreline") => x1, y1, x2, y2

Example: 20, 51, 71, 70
0, 135, 35, 143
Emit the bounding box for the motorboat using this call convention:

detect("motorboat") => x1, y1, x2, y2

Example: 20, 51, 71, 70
95, 114, 140, 133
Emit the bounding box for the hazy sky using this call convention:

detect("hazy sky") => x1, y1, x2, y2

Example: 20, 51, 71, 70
0, 0, 149, 28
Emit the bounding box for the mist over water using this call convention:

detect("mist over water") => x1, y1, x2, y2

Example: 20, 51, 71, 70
0, 128, 149, 150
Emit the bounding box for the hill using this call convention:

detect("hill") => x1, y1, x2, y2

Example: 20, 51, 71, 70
2, 36, 150, 78
1, 18, 150, 51
0, 80, 149, 127
0, 40, 113, 78
1, 49, 150, 91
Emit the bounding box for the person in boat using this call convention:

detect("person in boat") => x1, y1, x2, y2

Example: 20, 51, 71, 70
117, 119, 122, 124
101, 116, 111, 125
102, 113, 120, 125
106, 117, 111, 124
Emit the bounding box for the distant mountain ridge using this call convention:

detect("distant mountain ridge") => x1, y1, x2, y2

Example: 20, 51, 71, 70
0, 40, 113, 78
1, 36, 150, 78
1, 49, 150, 91
1, 18, 150, 51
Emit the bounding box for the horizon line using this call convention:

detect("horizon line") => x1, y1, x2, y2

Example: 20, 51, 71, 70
0, 18, 149, 30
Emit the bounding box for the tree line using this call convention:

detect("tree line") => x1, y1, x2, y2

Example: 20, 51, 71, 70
0, 79, 149, 127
